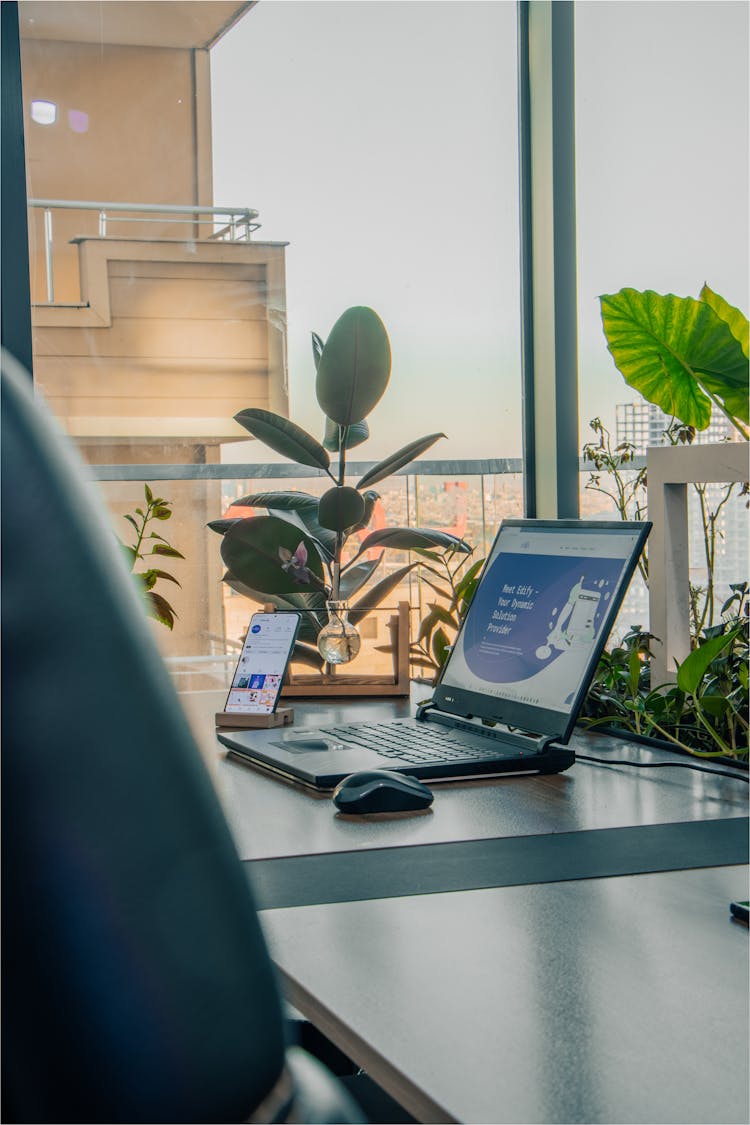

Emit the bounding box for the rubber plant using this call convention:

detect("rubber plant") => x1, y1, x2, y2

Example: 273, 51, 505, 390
209, 306, 470, 667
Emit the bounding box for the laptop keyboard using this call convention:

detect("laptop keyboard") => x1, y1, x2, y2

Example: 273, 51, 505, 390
317, 719, 512, 764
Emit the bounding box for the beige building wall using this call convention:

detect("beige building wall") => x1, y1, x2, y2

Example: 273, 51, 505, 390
18, 3, 287, 664
22, 38, 212, 304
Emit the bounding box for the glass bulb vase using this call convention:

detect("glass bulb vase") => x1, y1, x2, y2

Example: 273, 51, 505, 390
317, 600, 361, 666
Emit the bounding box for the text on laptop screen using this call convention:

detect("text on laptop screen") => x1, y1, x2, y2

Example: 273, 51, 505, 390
439, 522, 644, 718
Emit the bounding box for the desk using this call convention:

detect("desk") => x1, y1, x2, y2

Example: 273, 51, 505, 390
263, 865, 749, 1124
182, 689, 749, 1123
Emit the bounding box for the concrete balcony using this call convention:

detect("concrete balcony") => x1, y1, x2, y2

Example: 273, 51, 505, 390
29, 201, 288, 461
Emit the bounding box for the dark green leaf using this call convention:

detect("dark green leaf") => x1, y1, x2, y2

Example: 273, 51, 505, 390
454, 558, 485, 599
352, 527, 471, 558
700, 694, 730, 717
153, 506, 172, 520
356, 433, 446, 490
143, 567, 181, 587
207, 518, 243, 535
431, 626, 450, 667
676, 628, 739, 695
315, 306, 391, 425
221, 515, 325, 597
144, 483, 153, 504
323, 417, 370, 451
146, 590, 176, 630
349, 563, 417, 625
122, 513, 139, 533
318, 486, 366, 531
151, 543, 185, 559
338, 557, 382, 600
234, 408, 331, 471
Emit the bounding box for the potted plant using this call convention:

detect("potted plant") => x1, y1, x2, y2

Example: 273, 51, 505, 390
209, 306, 470, 677
579, 284, 749, 760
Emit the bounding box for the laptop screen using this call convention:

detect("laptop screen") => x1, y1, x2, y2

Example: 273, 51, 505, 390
433, 519, 651, 740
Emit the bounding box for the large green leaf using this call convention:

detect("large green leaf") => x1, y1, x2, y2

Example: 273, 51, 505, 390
701, 284, 749, 360
352, 527, 471, 559
676, 628, 739, 695
234, 490, 320, 518
323, 417, 370, 451
599, 288, 749, 429
221, 516, 325, 597
349, 562, 418, 625
318, 486, 366, 531
234, 408, 331, 471
356, 433, 446, 490
315, 307, 391, 426
338, 557, 382, 600
234, 491, 337, 557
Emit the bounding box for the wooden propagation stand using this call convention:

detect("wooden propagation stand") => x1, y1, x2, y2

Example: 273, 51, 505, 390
282, 600, 411, 698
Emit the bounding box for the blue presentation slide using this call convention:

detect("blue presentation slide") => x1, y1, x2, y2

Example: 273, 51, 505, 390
447, 551, 625, 711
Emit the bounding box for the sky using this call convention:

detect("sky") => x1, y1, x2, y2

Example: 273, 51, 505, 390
210, 0, 749, 463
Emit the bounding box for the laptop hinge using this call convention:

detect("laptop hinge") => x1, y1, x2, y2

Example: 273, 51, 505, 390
415, 700, 556, 756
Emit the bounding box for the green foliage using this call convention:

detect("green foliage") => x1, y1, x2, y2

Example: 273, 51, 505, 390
210, 306, 469, 662
581, 598, 748, 760
119, 484, 184, 630
599, 285, 749, 438
582, 283, 749, 758
409, 549, 485, 682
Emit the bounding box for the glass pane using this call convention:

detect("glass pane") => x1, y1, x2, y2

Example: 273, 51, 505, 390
575, 0, 749, 634
211, 0, 522, 464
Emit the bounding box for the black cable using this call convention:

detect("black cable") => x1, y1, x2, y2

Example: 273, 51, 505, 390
575, 753, 749, 783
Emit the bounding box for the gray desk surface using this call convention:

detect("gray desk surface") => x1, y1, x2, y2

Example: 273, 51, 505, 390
182, 690, 748, 866
182, 690, 748, 1123
261, 864, 750, 1125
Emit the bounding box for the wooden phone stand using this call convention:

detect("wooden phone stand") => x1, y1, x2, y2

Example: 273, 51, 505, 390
215, 707, 294, 730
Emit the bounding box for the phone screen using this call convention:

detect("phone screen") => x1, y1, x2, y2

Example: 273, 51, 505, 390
224, 612, 300, 714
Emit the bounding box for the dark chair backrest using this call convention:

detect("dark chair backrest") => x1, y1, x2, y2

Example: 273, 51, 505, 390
1, 353, 288, 1122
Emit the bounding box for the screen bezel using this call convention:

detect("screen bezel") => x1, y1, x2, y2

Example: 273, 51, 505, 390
224, 611, 301, 714
432, 519, 651, 741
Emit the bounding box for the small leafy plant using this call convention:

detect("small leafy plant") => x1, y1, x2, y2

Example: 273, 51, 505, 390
409, 547, 484, 682
120, 484, 184, 629
579, 283, 749, 759
581, 587, 748, 760
209, 307, 470, 665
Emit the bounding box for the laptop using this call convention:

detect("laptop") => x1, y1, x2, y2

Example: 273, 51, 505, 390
218, 518, 651, 790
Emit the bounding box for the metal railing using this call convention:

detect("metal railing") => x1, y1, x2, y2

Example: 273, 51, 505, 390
28, 198, 261, 304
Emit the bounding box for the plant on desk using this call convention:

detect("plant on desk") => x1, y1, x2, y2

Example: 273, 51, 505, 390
579, 284, 749, 760
209, 306, 470, 669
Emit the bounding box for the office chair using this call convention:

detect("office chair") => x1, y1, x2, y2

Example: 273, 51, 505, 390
0, 350, 366, 1125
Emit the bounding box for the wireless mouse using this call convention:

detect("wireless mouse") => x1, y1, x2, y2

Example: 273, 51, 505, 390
332, 770, 434, 815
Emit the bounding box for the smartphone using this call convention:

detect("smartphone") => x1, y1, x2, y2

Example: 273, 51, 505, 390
224, 612, 301, 714
729, 900, 749, 923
